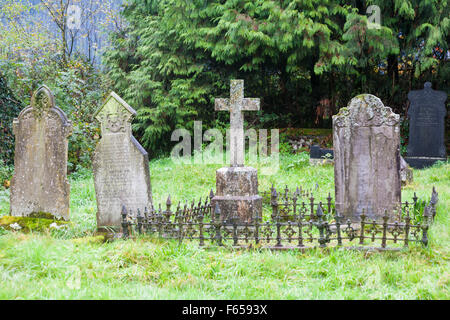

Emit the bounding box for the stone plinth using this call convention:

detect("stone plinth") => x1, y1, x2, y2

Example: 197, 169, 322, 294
333, 94, 401, 222
10, 85, 72, 220
212, 167, 262, 222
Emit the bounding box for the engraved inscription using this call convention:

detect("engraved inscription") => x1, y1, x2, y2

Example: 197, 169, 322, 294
93, 92, 152, 229
415, 108, 439, 126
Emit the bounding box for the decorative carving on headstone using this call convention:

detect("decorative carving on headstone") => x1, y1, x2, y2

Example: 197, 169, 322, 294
10, 85, 72, 220
333, 94, 401, 222
405, 82, 447, 169
93, 92, 153, 231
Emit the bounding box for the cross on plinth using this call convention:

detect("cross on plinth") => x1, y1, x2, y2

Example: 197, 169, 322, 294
215, 80, 260, 167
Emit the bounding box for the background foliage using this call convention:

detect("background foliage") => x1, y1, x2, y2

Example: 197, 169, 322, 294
104, 0, 449, 157
0, 74, 22, 167
0, 0, 112, 171
0, 0, 449, 164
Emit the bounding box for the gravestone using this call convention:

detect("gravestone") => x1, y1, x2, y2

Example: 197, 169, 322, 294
309, 145, 334, 165
212, 80, 262, 222
405, 82, 447, 169
333, 94, 401, 222
93, 92, 153, 231
10, 85, 72, 220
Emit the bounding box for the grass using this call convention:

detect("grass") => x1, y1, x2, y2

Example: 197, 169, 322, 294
0, 153, 448, 299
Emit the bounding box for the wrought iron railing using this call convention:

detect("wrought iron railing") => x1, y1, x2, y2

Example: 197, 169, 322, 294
121, 187, 439, 250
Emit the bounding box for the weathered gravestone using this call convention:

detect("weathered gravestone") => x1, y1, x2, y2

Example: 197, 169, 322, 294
10, 85, 72, 220
93, 92, 152, 231
333, 94, 401, 222
405, 82, 447, 169
212, 80, 262, 222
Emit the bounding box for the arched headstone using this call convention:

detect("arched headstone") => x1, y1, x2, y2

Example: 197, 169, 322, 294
333, 94, 401, 222
10, 85, 72, 220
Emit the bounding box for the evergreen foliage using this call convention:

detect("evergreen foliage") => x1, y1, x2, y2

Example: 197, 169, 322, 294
104, 0, 448, 157
0, 74, 22, 166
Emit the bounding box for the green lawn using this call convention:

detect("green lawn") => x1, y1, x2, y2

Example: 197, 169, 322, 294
0, 153, 448, 299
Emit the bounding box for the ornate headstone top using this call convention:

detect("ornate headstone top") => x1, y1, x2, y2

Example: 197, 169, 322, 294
333, 94, 399, 128
14, 85, 72, 137
408, 82, 447, 107
94, 92, 136, 135
215, 80, 260, 167
30, 85, 55, 117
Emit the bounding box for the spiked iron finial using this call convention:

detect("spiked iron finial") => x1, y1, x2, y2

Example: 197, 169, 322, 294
316, 203, 324, 217
215, 202, 221, 215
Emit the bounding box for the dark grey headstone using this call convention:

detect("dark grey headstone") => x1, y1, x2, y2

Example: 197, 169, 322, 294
405, 82, 447, 169
310, 145, 334, 159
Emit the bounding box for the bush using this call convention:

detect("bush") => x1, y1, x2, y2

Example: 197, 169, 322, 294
49, 62, 105, 171
0, 74, 22, 165
0, 165, 14, 190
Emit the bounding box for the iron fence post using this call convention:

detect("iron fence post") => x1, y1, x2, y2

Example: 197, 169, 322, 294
404, 208, 411, 248
272, 188, 282, 247
198, 210, 204, 247
430, 187, 438, 219
335, 211, 342, 246
232, 217, 238, 247
317, 204, 326, 248
137, 208, 143, 235
214, 202, 223, 246
382, 210, 388, 248
359, 209, 366, 245
144, 207, 149, 233
254, 213, 260, 246
422, 206, 431, 246
121, 205, 129, 239
327, 193, 332, 216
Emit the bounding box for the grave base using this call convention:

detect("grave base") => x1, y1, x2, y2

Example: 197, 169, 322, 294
212, 166, 262, 223
404, 157, 447, 169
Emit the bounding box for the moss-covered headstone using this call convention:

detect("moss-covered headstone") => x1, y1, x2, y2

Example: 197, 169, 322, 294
10, 86, 72, 220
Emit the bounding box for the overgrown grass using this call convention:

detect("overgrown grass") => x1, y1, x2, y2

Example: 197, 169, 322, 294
0, 153, 448, 299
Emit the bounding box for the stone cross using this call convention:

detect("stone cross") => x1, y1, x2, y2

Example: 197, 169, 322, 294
215, 80, 260, 167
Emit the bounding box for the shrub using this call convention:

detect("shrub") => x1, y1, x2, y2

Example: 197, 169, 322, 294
0, 74, 22, 165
